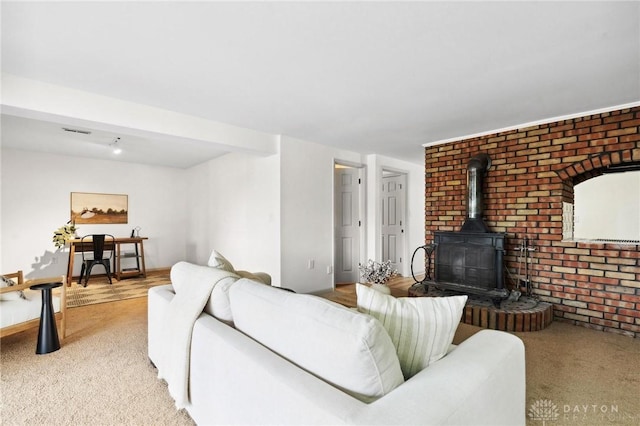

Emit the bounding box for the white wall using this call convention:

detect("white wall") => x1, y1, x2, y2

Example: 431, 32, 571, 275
279, 136, 425, 293
184, 151, 281, 283
365, 154, 426, 278
574, 171, 640, 240
280, 136, 364, 293
2, 139, 425, 292
1, 148, 187, 278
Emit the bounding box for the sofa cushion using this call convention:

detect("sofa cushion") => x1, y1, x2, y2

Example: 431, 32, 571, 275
1, 289, 61, 328
208, 278, 236, 325
170, 261, 239, 322
229, 279, 404, 402
356, 283, 467, 379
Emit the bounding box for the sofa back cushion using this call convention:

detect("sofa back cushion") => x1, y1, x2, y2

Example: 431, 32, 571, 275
229, 279, 404, 402
170, 261, 239, 322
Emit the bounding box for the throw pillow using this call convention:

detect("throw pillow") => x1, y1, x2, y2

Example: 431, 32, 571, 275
0, 275, 26, 301
207, 250, 235, 272
356, 283, 467, 379
369, 283, 391, 294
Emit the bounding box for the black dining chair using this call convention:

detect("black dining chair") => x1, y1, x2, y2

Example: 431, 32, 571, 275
78, 234, 115, 287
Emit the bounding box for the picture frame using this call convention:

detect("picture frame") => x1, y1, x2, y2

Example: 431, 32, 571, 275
70, 192, 128, 224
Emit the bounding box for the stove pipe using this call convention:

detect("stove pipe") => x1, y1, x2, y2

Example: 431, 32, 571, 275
461, 153, 491, 232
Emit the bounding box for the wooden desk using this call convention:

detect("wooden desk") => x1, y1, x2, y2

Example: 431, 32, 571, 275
66, 237, 148, 286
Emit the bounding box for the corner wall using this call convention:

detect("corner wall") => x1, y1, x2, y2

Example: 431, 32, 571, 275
280, 136, 425, 293
280, 136, 364, 293
184, 151, 281, 282
425, 106, 640, 337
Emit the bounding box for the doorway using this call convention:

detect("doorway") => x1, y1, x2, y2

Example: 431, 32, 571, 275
334, 163, 364, 285
381, 170, 407, 275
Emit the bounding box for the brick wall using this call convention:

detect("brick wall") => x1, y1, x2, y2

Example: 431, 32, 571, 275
425, 106, 640, 337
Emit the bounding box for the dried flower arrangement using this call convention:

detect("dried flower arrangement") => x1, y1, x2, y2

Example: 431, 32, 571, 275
359, 259, 398, 285
53, 221, 77, 249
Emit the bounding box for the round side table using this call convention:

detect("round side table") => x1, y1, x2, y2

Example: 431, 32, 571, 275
29, 282, 63, 355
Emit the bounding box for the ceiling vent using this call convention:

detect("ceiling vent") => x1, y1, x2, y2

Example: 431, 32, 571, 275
62, 127, 92, 135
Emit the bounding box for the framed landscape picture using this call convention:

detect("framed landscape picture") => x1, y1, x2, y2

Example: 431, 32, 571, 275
71, 192, 128, 224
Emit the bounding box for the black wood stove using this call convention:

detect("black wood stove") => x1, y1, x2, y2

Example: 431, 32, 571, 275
423, 154, 508, 301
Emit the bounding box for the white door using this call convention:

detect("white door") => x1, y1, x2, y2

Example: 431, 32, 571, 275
381, 173, 406, 273
334, 166, 361, 284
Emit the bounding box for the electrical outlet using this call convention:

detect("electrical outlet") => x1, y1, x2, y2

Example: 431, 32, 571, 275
308, 259, 315, 269
326, 265, 333, 274
51, 257, 58, 265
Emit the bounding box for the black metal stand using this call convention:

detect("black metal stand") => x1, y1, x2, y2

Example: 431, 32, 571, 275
30, 282, 62, 355
411, 244, 436, 283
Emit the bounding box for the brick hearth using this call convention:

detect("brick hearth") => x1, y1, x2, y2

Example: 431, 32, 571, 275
409, 284, 554, 332
424, 106, 640, 337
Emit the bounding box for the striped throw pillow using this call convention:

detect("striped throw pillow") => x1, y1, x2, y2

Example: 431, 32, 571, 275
356, 283, 467, 379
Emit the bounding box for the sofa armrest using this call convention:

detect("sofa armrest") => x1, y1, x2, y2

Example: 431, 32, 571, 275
0, 276, 65, 294
0, 282, 31, 294
350, 329, 526, 425
147, 284, 175, 365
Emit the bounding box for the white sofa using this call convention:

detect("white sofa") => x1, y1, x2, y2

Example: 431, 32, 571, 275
148, 262, 525, 425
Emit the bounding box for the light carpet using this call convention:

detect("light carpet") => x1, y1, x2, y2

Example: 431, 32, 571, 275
67, 275, 170, 308
1, 297, 194, 426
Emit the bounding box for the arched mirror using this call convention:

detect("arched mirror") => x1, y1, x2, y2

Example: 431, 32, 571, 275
573, 170, 640, 242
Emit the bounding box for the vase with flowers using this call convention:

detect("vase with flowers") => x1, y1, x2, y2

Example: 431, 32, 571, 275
359, 259, 398, 294
53, 220, 78, 249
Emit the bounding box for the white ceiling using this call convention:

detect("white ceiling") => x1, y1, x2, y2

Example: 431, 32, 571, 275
1, 1, 639, 168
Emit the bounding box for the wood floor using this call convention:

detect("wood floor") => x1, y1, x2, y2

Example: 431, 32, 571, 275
72, 270, 421, 308
145, 272, 419, 308
316, 275, 422, 308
